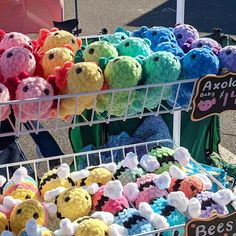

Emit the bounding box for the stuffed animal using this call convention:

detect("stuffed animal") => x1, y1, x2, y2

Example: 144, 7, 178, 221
123, 172, 170, 207
0, 47, 36, 81
0, 83, 10, 121
113, 152, 146, 186
1, 167, 39, 201
168, 47, 220, 107
12, 76, 54, 123
188, 189, 234, 219
40, 47, 74, 77
37, 28, 82, 53
92, 180, 129, 215
54, 62, 104, 119
19, 219, 54, 236
39, 163, 75, 198
173, 23, 199, 49
0, 212, 9, 233
75, 41, 118, 63
116, 37, 152, 58
132, 26, 177, 51
44, 186, 92, 221
130, 51, 181, 113
96, 56, 142, 116
218, 45, 236, 73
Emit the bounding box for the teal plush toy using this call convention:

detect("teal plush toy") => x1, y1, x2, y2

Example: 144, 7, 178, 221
130, 51, 181, 113
75, 41, 118, 63
117, 37, 152, 58
96, 56, 142, 116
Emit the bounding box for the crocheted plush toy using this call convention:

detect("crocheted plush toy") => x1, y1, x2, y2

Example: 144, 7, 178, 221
40, 47, 74, 77
37, 28, 82, 53
123, 172, 170, 207
173, 23, 199, 49
44, 186, 92, 221
188, 189, 235, 219
168, 47, 220, 107
150, 191, 189, 236
130, 51, 181, 113
0, 47, 36, 81
75, 41, 118, 63
116, 37, 152, 58
96, 56, 142, 116
92, 180, 129, 215
113, 152, 146, 186
0, 212, 9, 233
39, 163, 75, 198
1, 167, 39, 201
132, 26, 177, 51
0, 83, 10, 121
54, 212, 127, 236
54, 62, 104, 119
218, 45, 236, 73
19, 219, 54, 236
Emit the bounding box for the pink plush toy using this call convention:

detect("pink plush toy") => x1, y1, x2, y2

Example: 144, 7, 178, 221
0, 47, 36, 81
0, 82, 10, 121
12, 76, 54, 122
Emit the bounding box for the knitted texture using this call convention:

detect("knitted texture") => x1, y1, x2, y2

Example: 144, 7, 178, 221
219, 45, 236, 72
0, 83, 10, 121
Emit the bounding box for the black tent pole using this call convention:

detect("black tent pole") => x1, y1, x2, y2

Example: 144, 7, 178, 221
74, 0, 79, 32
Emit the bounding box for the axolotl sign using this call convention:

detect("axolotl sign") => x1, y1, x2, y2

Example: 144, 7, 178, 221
191, 72, 236, 121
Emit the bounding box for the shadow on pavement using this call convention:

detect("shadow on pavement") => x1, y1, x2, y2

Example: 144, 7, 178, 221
127, 0, 236, 35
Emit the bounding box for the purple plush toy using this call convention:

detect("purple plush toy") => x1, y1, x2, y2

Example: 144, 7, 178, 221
218, 45, 236, 73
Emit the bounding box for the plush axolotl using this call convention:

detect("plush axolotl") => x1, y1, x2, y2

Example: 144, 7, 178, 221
218, 45, 236, 73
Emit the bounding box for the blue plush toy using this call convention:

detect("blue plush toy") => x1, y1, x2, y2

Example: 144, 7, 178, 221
132, 26, 177, 51
117, 37, 152, 57
168, 47, 220, 107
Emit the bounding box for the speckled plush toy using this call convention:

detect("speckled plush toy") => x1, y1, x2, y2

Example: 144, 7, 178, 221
37, 28, 82, 53
113, 152, 145, 186
146, 146, 190, 174
168, 47, 220, 107
96, 56, 142, 116
1, 167, 39, 201
132, 26, 177, 51
0, 47, 36, 81
173, 23, 199, 49
44, 186, 92, 221
41, 47, 74, 77
150, 191, 189, 236
130, 51, 181, 113
92, 180, 129, 215
123, 172, 170, 207
75, 41, 118, 63
12, 76, 54, 123
54, 62, 104, 119
116, 37, 152, 58
218, 45, 236, 73
0, 83, 10, 121
39, 163, 75, 198
188, 189, 234, 219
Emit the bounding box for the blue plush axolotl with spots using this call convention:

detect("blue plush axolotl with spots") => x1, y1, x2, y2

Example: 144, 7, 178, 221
168, 47, 220, 108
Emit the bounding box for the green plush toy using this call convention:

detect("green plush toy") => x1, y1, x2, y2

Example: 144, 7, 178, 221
130, 51, 181, 113
75, 41, 118, 63
117, 37, 152, 58
96, 56, 142, 116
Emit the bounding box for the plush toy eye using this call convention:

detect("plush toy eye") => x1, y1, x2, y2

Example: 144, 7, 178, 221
226, 49, 232, 55
76, 67, 82, 74
190, 185, 196, 191
65, 196, 70, 202
16, 209, 22, 214
33, 213, 39, 219
210, 52, 214, 56
114, 58, 120, 63
190, 54, 196, 59
88, 48, 94, 54
54, 32, 60, 36
154, 56, 159, 62
85, 195, 89, 200
121, 36, 126, 40
197, 43, 203, 48
70, 53, 74, 57
29, 54, 32, 59
152, 31, 157, 36
48, 53, 54, 60
176, 34, 182, 39
136, 63, 139, 68
25, 195, 31, 199
23, 86, 29, 92
98, 69, 102, 74
9, 34, 14, 39
44, 89, 50, 95
124, 42, 130, 47
6, 52, 13, 58
71, 39, 76, 44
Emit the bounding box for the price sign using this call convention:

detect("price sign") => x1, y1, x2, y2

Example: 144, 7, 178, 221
191, 72, 236, 121
185, 212, 236, 236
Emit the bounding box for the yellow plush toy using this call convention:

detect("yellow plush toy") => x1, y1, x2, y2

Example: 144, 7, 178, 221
0, 212, 9, 233
54, 62, 104, 119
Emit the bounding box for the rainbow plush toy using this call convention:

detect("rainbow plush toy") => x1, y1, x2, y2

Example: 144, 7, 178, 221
0, 83, 10, 121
